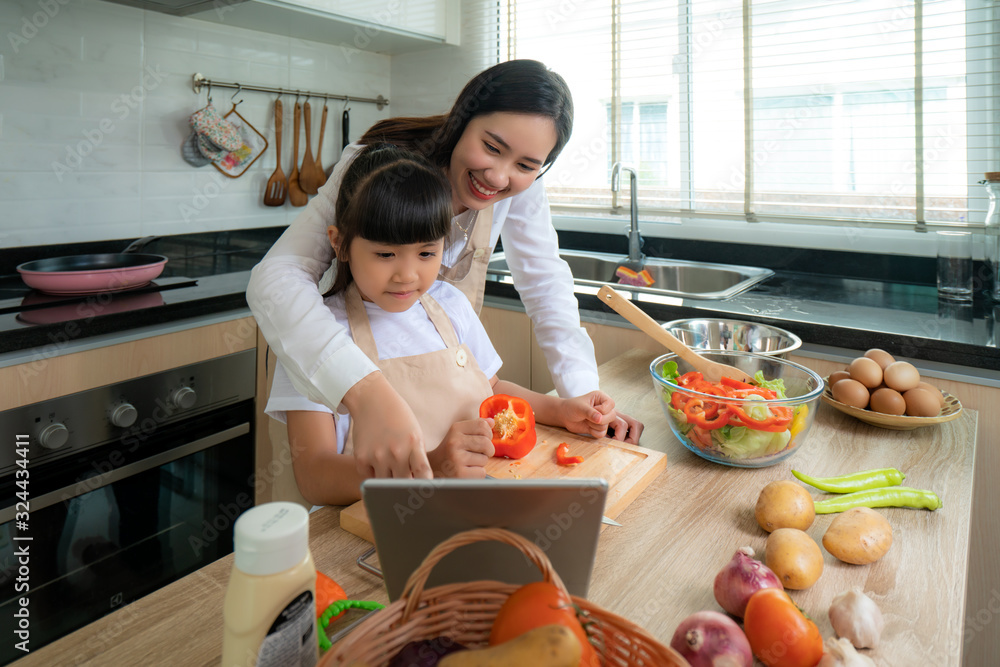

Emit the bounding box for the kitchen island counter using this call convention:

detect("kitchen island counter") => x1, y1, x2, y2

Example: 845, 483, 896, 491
12, 349, 977, 666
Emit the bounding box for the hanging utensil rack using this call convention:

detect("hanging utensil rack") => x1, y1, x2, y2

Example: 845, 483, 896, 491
191, 73, 388, 110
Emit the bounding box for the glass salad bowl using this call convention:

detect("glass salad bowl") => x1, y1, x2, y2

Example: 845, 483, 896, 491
649, 351, 825, 468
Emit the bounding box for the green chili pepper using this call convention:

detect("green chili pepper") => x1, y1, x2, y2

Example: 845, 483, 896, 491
813, 486, 942, 514
792, 467, 905, 493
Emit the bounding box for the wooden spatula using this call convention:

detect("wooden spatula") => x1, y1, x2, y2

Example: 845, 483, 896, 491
287, 101, 308, 207
298, 101, 319, 194
597, 284, 754, 384
313, 102, 328, 188
262, 100, 287, 206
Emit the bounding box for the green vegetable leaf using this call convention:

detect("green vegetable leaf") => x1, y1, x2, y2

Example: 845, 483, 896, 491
753, 370, 788, 399
660, 361, 680, 382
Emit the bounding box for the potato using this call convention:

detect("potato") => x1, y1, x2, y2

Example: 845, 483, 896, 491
822, 507, 893, 565
755, 480, 816, 532
765, 528, 824, 589
439, 625, 581, 667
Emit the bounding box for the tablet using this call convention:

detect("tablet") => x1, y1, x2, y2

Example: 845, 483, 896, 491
361, 478, 608, 600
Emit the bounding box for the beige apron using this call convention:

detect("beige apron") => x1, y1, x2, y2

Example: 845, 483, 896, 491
342, 283, 495, 454
440, 204, 495, 314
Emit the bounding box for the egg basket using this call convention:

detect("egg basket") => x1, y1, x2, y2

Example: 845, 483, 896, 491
318, 527, 688, 667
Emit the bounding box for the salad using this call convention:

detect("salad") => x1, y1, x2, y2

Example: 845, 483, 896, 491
658, 361, 809, 459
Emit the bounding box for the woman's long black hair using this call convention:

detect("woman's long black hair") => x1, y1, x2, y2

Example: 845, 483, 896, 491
329, 143, 453, 295
360, 60, 574, 175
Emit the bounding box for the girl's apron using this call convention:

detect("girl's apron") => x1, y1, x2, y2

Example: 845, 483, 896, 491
342, 283, 494, 454
440, 204, 495, 314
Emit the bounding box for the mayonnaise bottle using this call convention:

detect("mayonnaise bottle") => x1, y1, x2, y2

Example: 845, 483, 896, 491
221, 502, 318, 667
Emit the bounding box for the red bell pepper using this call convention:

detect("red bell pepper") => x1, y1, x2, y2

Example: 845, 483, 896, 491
555, 442, 585, 466
480, 394, 537, 459
683, 398, 732, 430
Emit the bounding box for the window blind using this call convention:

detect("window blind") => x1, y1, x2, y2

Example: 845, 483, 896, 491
505, 0, 1000, 229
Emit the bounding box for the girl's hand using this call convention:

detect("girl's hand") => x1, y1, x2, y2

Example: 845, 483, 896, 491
559, 390, 617, 439
428, 418, 496, 478
607, 410, 644, 444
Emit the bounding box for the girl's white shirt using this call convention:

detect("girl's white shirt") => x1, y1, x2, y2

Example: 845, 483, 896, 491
247, 142, 599, 412
265, 281, 503, 455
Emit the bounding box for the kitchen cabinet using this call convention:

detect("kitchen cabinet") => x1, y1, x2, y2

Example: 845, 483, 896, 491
0, 317, 258, 413
479, 304, 532, 388
186, 0, 460, 54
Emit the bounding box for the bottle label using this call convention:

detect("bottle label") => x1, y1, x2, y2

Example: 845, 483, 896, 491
255, 590, 317, 666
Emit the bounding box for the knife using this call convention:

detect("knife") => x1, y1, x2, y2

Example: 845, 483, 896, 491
484, 474, 621, 526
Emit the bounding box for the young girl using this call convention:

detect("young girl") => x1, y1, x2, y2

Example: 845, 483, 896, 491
265, 144, 618, 506
249, 60, 643, 482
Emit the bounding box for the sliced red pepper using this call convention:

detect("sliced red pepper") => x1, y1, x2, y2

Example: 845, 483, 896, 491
688, 426, 714, 448
684, 398, 733, 429
671, 389, 692, 410
480, 395, 537, 459
729, 403, 793, 431
721, 376, 755, 390
555, 442, 584, 466
677, 371, 704, 387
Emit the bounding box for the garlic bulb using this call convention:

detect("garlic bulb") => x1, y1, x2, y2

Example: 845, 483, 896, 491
829, 588, 884, 649
817, 637, 876, 667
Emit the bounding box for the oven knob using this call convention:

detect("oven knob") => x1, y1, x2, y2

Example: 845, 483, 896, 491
39, 423, 69, 450
169, 386, 197, 410
109, 403, 138, 428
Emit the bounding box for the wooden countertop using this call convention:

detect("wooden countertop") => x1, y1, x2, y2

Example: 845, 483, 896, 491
15, 349, 977, 666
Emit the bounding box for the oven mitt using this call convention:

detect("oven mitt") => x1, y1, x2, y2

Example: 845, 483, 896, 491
189, 103, 243, 160
181, 132, 212, 167
212, 110, 268, 178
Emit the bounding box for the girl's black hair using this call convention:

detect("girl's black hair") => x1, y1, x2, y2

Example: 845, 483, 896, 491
329, 143, 453, 295
360, 60, 574, 175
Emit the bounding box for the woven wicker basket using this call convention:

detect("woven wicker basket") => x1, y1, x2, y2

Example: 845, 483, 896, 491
319, 527, 689, 667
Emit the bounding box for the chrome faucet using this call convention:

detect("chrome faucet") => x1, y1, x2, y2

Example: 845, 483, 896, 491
611, 162, 644, 266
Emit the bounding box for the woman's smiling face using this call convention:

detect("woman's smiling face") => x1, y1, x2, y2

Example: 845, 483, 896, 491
446, 112, 558, 214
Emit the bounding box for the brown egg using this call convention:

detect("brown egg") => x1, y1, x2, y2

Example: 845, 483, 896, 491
864, 348, 896, 370
833, 379, 870, 408
904, 388, 942, 417
916, 381, 946, 407
849, 357, 883, 389
883, 361, 920, 393
829, 371, 851, 387
870, 387, 906, 415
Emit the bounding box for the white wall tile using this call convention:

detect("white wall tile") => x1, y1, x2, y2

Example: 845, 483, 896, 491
0, 1, 399, 248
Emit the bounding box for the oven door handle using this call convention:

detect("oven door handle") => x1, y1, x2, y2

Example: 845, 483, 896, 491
1, 423, 250, 523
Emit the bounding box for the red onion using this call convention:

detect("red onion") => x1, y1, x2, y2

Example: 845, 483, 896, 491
670, 611, 752, 667
713, 546, 783, 618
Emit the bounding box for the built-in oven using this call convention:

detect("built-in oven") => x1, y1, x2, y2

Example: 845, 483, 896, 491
0, 349, 256, 664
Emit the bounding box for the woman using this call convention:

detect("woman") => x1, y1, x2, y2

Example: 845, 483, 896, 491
248, 59, 643, 480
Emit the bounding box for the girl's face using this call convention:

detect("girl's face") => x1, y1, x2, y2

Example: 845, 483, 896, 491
330, 228, 444, 313
447, 112, 558, 214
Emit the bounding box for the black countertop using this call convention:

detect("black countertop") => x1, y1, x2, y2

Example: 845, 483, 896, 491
1, 227, 997, 374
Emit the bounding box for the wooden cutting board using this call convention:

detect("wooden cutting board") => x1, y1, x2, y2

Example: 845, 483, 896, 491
339, 423, 668, 542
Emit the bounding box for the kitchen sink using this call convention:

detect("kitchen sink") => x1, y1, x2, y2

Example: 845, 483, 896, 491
486, 249, 774, 300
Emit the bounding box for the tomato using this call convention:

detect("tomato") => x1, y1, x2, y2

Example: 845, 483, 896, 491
489, 581, 599, 667
480, 394, 537, 459
743, 589, 823, 667
315, 571, 347, 620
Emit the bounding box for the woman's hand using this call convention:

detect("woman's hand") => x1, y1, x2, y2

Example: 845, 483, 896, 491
606, 410, 644, 444
558, 390, 618, 439
342, 372, 432, 479
428, 418, 496, 478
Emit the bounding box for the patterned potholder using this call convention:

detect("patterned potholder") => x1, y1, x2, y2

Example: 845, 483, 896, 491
212, 107, 268, 178
181, 132, 211, 167
189, 102, 243, 154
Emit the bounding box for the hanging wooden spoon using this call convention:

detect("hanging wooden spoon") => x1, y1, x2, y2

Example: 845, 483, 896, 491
313, 101, 328, 188
287, 101, 308, 207
597, 284, 753, 383
262, 99, 287, 206
298, 101, 319, 194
